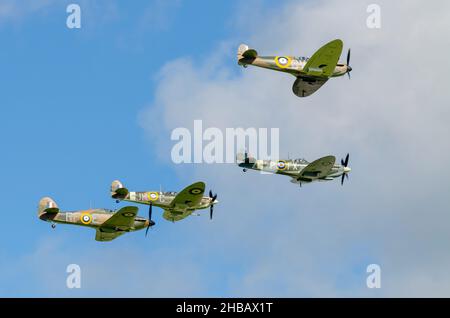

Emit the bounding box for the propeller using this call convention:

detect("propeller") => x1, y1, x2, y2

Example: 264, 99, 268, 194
145, 203, 153, 237
346, 48, 352, 79
340, 153, 350, 186
208, 190, 218, 220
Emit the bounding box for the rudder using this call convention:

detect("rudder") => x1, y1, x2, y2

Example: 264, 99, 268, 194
111, 180, 129, 199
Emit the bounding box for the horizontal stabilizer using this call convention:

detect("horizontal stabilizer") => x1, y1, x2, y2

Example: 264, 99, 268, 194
242, 49, 257, 59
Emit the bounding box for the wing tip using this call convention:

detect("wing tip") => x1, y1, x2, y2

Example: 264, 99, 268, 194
191, 181, 206, 188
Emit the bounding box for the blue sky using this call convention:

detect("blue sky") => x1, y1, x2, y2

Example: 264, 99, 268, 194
0, 0, 289, 297
1, 0, 450, 297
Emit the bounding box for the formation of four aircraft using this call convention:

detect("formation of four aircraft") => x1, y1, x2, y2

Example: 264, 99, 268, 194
38, 39, 352, 241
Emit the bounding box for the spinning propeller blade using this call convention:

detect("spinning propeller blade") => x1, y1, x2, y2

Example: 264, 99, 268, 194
145, 203, 153, 237
340, 153, 350, 186
346, 48, 352, 79
209, 190, 218, 220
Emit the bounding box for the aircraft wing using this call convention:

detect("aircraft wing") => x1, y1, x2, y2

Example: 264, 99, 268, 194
303, 39, 343, 77
162, 210, 190, 222
170, 182, 205, 209
292, 76, 328, 97
100, 206, 138, 231
95, 229, 125, 242
298, 155, 336, 181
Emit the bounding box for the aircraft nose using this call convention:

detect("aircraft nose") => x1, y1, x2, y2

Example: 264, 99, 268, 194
344, 166, 351, 173
347, 66, 352, 72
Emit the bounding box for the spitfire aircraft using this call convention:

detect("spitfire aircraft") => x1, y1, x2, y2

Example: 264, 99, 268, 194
237, 39, 352, 97
237, 153, 351, 186
37, 197, 154, 242
110, 180, 219, 223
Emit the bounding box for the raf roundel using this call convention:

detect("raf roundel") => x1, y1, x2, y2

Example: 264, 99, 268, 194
189, 188, 203, 195
275, 56, 292, 68
80, 212, 92, 225
276, 160, 287, 170
147, 192, 159, 201
147, 192, 159, 202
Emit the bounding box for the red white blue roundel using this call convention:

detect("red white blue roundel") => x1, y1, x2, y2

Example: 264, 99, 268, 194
278, 57, 288, 65
80, 212, 92, 225
277, 160, 287, 170
275, 56, 292, 68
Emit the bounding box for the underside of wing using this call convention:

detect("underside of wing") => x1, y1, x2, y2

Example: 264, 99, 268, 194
100, 206, 138, 231
297, 155, 336, 182
95, 229, 125, 242
170, 182, 205, 209
162, 209, 191, 222
292, 76, 328, 97
303, 39, 343, 77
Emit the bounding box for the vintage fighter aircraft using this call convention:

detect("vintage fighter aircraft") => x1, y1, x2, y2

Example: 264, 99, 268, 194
37, 197, 154, 241
237, 153, 351, 186
110, 180, 219, 223
237, 39, 352, 97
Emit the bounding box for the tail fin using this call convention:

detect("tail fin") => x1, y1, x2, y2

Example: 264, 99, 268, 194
111, 180, 129, 199
238, 44, 250, 58
237, 43, 258, 64
38, 197, 59, 217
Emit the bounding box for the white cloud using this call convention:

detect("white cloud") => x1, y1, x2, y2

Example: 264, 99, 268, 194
0, 0, 57, 23
140, 0, 450, 296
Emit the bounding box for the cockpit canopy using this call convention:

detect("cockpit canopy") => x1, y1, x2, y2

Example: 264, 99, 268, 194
293, 158, 309, 164
298, 56, 310, 62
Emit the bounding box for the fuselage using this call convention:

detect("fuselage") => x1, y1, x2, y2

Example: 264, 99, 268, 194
239, 56, 350, 78
39, 208, 149, 231
121, 191, 214, 211
239, 159, 350, 183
